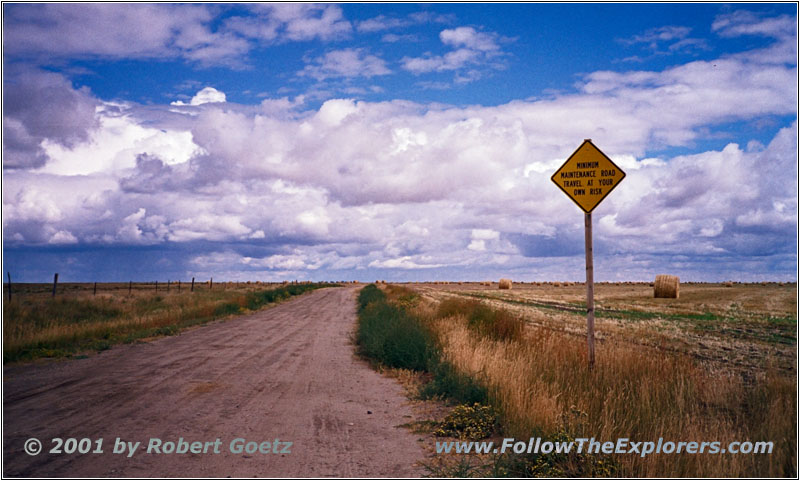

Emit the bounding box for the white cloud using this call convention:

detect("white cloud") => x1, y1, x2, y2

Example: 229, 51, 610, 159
3, 69, 99, 169
4, 4, 353, 68
261, 4, 352, 41
440, 27, 500, 52
6, 187, 63, 223
472, 229, 500, 239
171, 87, 227, 106
40, 106, 205, 175
369, 256, 445, 269
3, 12, 796, 280
403, 48, 480, 73
357, 10, 452, 34
381, 33, 420, 43
618, 24, 713, 60
2, 4, 251, 67
49, 230, 78, 244
401, 26, 508, 83
357, 15, 410, 33
168, 214, 253, 242
299, 48, 391, 81
712, 10, 796, 39
469, 229, 499, 251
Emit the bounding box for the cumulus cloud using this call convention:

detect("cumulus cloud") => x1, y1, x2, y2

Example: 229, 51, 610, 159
37, 103, 205, 176
299, 49, 391, 81
171, 87, 227, 106
4, 3, 352, 68
266, 4, 352, 41
229, 4, 351, 42
401, 26, 508, 83
3, 69, 99, 169
3, 4, 240, 66
2, 10, 797, 281
440, 26, 501, 52
468, 229, 500, 251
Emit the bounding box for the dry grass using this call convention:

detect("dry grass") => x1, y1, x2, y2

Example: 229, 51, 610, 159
3, 282, 333, 363
429, 314, 795, 477
415, 282, 796, 376
407, 283, 797, 477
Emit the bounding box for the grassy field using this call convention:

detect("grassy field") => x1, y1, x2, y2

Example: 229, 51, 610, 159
3, 281, 337, 363
358, 282, 797, 477
416, 281, 796, 377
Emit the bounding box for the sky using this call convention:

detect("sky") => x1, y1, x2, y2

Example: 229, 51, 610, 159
2, 3, 798, 283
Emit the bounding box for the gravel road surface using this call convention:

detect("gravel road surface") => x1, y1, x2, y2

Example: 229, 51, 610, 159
3, 287, 426, 477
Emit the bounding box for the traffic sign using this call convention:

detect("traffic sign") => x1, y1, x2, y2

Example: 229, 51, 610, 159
551, 140, 625, 213
549, 139, 625, 369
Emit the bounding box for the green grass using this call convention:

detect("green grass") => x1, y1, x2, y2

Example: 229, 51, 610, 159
4, 297, 124, 328
464, 292, 797, 347
464, 292, 726, 322
437, 298, 525, 342
361, 286, 796, 477
356, 285, 618, 477
420, 360, 489, 405
356, 285, 491, 403
355, 284, 437, 371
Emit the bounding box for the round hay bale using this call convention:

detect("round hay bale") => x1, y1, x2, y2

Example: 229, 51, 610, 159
724, 281, 733, 288
498, 278, 512, 290
654, 274, 680, 298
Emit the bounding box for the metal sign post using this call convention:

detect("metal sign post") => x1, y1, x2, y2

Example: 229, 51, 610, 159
551, 139, 625, 368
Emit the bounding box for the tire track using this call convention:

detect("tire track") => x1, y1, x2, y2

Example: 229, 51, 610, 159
3, 287, 426, 477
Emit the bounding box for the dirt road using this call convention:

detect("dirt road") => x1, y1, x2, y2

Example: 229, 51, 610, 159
3, 287, 427, 477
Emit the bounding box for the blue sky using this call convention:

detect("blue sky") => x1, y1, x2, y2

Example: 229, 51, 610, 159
3, 3, 797, 282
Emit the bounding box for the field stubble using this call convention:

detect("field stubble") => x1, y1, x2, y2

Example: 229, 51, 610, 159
389, 281, 796, 477
415, 282, 796, 376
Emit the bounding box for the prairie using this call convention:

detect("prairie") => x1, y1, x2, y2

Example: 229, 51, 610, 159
360, 281, 796, 477
3, 281, 335, 363
414, 281, 796, 376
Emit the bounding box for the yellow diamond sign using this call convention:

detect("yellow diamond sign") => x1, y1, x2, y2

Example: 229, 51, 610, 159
551, 140, 626, 213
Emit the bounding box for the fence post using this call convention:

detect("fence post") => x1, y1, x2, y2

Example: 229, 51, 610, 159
129, 280, 132, 295
191, 277, 195, 292
6, 272, 11, 301
93, 282, 97, 296
210, 277, 213, 290
52, 273, 59, 298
